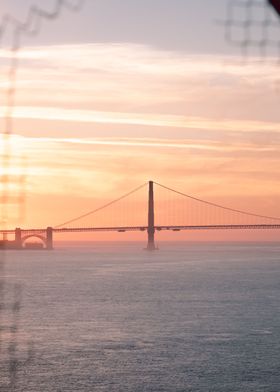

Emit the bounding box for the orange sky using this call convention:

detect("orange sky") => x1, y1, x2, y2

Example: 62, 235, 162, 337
1, 42, 280, 243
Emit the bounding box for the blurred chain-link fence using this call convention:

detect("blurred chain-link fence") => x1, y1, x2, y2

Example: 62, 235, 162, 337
0, 2, 85, 390
224, 0, 280, 58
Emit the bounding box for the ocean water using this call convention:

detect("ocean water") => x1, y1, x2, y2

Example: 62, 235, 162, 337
0, 242, 280, 392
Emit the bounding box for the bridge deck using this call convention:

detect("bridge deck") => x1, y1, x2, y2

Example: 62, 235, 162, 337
1, 224, 280, 235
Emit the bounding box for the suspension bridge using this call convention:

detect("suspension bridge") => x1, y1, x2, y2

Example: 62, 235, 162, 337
1, 180, 280, 250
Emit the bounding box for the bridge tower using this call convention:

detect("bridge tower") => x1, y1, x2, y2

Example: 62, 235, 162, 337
146, 181, 157, 250
46, 227, 53, 250
15, 227, 22, 249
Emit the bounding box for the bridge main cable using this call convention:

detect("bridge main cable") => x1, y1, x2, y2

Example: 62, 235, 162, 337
55, 182, 148, 228
154, 182, 280, 222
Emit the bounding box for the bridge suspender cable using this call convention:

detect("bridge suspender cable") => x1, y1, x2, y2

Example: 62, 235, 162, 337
154, 182, 280, 222
55, 182, 148, 228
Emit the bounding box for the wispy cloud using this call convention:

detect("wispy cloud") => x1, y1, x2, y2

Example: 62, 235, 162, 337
3, 134, 280, 195
1, 43, 279, 135
1, 106, 280, 135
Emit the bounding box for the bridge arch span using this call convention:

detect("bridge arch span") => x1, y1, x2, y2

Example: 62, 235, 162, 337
21, 234, 47, 248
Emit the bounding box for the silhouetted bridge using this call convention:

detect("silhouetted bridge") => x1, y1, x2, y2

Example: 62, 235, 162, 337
1, 181, 280, 250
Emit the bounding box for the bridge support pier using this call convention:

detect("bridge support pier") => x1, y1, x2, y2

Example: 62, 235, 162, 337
146, 181, 157, 251
15, 228, 22, 249
46, 227, 53, 250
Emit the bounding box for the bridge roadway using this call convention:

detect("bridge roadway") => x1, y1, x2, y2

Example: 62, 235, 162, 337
1, 224, 280, 235
1, 224, 280, 250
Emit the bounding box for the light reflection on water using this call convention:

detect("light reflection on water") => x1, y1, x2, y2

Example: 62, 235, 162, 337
1, 242, 280, 391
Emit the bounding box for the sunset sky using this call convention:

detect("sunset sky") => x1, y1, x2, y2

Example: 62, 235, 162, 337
1, 0, 280, 242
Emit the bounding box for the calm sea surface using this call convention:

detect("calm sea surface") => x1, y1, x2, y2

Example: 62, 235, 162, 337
0, 242, 280, 392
